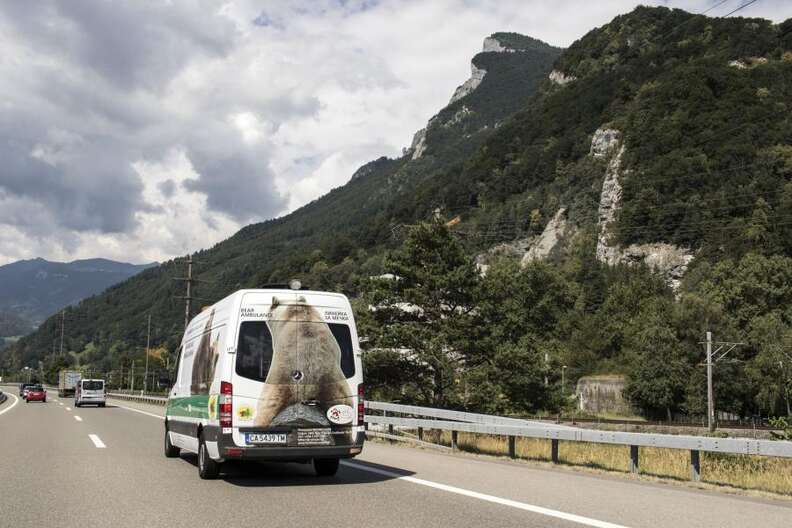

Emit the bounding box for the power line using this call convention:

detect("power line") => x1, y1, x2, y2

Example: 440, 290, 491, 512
722, 0, 761, 18
701, 0, 734, 15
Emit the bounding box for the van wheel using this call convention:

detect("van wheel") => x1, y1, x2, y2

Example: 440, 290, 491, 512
100, 403, 106, 408
164, 425, 180, 458
314, 458, 340, 476
198, 434, 220, 480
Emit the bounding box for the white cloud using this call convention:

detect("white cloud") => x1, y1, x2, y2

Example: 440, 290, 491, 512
0, 0, 789, 265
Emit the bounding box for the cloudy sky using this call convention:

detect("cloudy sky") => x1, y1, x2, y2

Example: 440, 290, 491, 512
0, 0, 789, 266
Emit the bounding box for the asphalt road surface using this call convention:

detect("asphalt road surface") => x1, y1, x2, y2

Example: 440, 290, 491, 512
1, 392, 790, 528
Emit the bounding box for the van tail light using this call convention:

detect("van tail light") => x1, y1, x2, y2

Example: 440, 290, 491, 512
220, 381, 233, 428
357, 383, 365, 425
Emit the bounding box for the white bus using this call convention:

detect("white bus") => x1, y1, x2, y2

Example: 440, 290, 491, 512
164, 284, 365, 479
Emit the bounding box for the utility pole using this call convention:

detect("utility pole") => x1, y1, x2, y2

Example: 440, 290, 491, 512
144, 313, 151, 394
544, 352, 549, 387
174, 255, 195, 329
702, 332, 743, 433
706, 331, 714, 432
59, 310, 65, 355
130, 361, 135, 393
184, 255, 192, 329
561, 365, 567, 397
173, 255, 212, 329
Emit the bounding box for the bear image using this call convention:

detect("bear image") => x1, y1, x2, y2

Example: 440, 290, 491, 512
254, 296, 351, 441
191, 309, 220, 395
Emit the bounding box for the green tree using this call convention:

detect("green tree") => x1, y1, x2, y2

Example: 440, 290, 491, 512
361, 221, 481, 407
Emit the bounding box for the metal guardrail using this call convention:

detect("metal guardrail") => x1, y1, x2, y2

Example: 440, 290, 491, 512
96, 392, 792, 482
107, 392, 167, 405
369, 401, 572, 429
364, 401, 792, 482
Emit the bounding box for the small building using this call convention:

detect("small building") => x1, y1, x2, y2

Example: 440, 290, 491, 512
575, 375, 632, 415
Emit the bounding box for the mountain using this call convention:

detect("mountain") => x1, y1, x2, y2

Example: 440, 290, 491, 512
3, 7, 792, 419
0, 31, 562, 369
0, 258, 156, 329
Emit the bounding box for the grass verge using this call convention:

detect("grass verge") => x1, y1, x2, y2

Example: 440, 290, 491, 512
383, 429, 792, 496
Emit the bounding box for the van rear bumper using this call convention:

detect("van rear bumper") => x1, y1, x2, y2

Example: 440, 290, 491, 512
205, 426, 364, 462
223, 444, 363, 462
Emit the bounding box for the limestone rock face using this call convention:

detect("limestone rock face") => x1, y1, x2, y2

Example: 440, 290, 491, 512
593, 127, 694, 289
618, 243, 694, 291
410, 128, 427, 160
589, 127, 622, 158
521, 208, 573, 265
548, 69, 576, 85
449, 64, 487, 104
595, 143, 625, 265
483, 37, 510, 53
442, 105, 472, 128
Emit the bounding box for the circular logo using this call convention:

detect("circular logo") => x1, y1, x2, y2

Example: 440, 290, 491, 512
326, 404, 354, 425
291, 370, 304, 382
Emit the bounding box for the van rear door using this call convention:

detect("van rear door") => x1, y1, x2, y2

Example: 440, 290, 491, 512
231, 294, 358, 448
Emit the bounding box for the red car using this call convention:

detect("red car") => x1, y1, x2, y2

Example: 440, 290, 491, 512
25, 386, 46, 403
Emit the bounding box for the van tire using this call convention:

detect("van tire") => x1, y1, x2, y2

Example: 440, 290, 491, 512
313, 458, 340, 476
164, 425, 180, 458
198, 434, 220, 480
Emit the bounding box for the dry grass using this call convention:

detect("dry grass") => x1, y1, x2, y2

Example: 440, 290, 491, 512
402, 430, 792, 496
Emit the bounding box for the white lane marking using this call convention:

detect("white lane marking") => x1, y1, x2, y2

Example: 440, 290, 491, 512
65, 407, 72, 411
88, 434, 106, 448
59, 402, 64, 406
0, 393, 19, 416
341, 462, 630, 528
113, 403, 165, 420
105, 401, 626, 528
74, 416, 83, 422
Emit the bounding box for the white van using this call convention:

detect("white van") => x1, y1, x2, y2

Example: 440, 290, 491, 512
75, 379, 106, 407
164, 286, 365, 479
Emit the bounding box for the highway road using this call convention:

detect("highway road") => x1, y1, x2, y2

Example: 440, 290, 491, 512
1, 392, 790, 528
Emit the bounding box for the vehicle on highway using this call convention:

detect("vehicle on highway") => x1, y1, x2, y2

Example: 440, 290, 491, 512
19, 383, 35, 397
75, 379, 106, 407
164, 283, 365, 479
59, 370, 82, 397
25, 385, 46, 403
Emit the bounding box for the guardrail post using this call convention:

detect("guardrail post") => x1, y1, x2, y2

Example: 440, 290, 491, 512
629, 445, 639, 474
551, 439, 559, 464
388, 423, 394, 436
418, 427, 423, 441
451, 430, 458, 450
508, 435, 516, 458
690, 450, 701, 482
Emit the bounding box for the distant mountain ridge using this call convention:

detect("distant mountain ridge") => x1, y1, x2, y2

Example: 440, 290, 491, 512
0, 257, 156, 329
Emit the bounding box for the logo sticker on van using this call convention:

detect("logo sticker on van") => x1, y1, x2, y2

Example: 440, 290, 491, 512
326, 404, 354, 425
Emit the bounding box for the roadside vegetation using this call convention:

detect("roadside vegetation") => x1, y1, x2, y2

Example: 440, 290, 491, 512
380, 430, 792, 496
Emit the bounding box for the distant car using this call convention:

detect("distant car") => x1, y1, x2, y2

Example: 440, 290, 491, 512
75, 379, 106, 407
19, 383, 35, 397
25, 386, 46, 403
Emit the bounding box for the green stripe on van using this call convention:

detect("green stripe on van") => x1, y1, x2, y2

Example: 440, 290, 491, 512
166, 395, 211, 420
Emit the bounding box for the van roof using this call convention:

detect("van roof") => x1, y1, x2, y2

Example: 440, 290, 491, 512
184, 288, 352, 334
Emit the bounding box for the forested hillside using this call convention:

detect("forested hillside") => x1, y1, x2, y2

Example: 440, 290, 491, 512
3, 7, 792, 420
0, 257, 155, 328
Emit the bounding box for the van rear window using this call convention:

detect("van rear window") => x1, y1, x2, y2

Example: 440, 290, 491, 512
236, 321, 274, 382
82, 381, 103, 390
235, 321, 355, 382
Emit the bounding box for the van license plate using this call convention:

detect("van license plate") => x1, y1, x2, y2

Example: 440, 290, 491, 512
246, 433, 287, 445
